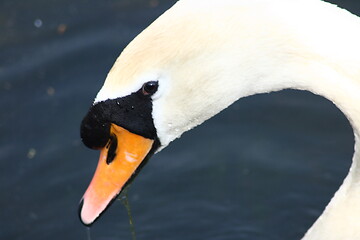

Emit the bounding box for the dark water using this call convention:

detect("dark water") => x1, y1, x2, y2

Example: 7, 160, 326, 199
1, 0, 359, 239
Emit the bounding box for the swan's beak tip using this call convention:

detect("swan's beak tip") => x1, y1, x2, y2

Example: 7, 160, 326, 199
78, 199, 89, 226
78, 198, 95, 227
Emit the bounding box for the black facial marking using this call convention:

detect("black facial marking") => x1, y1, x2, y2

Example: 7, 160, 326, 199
80, 88, 159, 150
80, 105, 111, 149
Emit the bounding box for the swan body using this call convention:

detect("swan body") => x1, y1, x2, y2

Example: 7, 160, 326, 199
79, 0, 360, 239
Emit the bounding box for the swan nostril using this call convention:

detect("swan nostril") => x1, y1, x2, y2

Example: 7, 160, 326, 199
106, 134, 118, 165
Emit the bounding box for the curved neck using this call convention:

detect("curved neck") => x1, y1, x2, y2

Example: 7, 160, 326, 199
219, 5, 360, 238
170, 1, 360, 238
227, 37, 360, 240
226, 17, 360, 240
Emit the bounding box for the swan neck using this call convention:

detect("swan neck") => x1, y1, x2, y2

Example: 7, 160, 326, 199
290, 63, 360, 240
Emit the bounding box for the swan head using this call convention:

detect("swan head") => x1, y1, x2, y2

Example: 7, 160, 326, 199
78, 0, 302, 226
78, 5, 239, 225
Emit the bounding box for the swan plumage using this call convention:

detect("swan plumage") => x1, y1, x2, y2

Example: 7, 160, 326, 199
80, 0, 360, 239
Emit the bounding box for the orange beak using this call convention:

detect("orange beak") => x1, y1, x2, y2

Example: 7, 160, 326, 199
79, 124, 154, 226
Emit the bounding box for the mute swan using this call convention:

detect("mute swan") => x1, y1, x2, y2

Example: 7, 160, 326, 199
78, 0, 360, 239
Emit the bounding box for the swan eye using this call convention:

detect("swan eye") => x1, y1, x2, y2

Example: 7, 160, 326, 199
141, 81, 158, 96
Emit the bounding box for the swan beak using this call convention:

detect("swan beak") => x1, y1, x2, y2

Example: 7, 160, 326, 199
79, 124, 154, 226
